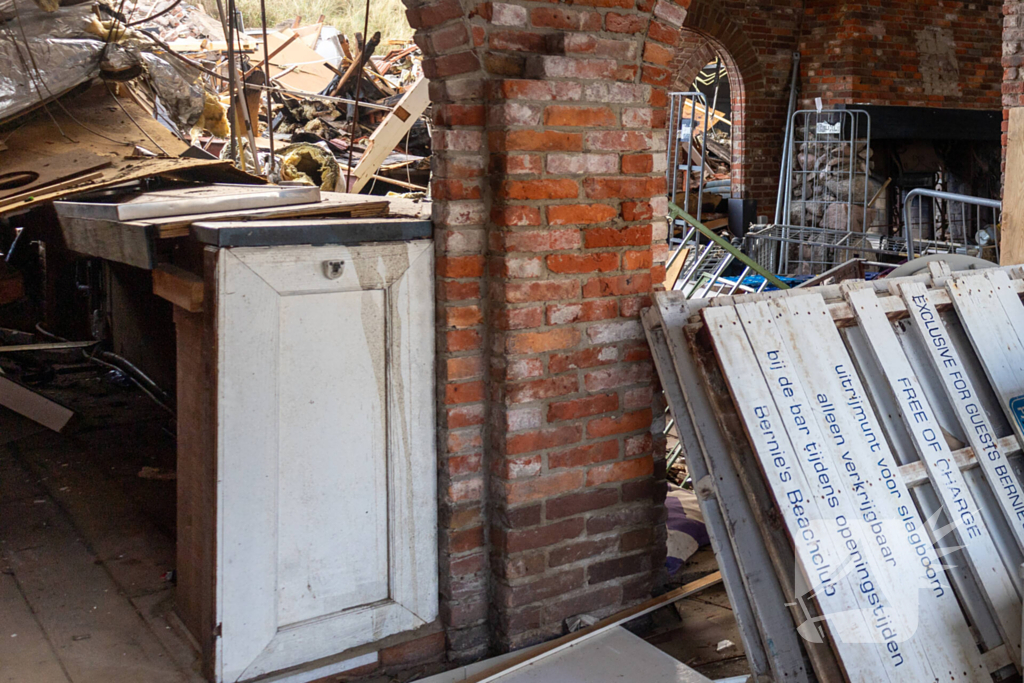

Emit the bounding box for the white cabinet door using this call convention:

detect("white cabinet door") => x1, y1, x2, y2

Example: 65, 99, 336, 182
213, 240, 437, 682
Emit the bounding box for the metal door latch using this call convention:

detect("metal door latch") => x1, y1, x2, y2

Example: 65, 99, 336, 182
323, 260, 345, 280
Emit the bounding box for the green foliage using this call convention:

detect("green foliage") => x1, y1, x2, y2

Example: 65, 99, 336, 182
201, 0, 414, 42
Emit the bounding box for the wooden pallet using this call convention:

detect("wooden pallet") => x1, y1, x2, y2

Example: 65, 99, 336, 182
644, 262, 1024, 682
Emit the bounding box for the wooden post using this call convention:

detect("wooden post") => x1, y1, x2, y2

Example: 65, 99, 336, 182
1003, 107, 1024, 265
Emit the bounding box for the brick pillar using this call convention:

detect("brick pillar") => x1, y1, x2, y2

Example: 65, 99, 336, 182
1004, 1, 1024, 175
409, 0, 687, 662
479, 0, 683, 652
410, 0, 493, 664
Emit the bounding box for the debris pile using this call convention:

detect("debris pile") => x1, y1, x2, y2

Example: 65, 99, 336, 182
787, 134, 880, 232
0, 0, 431, 196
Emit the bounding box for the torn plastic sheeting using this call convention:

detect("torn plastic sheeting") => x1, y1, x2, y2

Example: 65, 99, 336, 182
0, 0, 200, 130
314, 26, 344, 69
140, 51, 203, 132
0, 0, 109, 122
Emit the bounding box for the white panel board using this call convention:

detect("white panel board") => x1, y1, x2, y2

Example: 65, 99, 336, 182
495, 627, 712, 683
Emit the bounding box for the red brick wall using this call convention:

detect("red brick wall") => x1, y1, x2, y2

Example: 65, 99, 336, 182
1004, 2, 1024, 168
400, 0, 688, 667
802, 0, 1002, 110
667, 0, 1002, 218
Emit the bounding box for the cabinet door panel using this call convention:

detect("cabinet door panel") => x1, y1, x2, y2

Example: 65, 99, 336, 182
276, 290, 390, 625
215, 241, 437, 682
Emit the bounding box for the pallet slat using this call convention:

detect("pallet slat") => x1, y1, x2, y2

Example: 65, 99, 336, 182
845, 285, 1022, 670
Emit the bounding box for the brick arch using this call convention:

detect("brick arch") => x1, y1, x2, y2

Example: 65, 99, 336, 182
668, 3, 765, 202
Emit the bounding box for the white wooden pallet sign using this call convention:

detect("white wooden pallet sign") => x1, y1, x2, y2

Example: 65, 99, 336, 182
647, 264, 1024, 683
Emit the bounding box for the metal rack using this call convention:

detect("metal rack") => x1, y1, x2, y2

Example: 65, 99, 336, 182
783, 109, 871, 233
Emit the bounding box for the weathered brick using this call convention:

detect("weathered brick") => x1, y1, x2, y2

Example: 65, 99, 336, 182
499, 229, 582, 253
582, 273, 653, 298
496, 130, 584, 152
506, 424, 582, 455
549, 439, 621, 469
507, 375, 579, 403
504, 471, 585, 505
504, 279, 581, 303
503, 518, 585, 553
588, 552, 651, 585
507, 328, 580, 355
498, 568, 585, 607
586, 455, 654, 486
449, 525, 486, 554
546, 487, 620, 519
546, 300, 617, 326
542, 585, 621, 623
548, 537, 617, 567
446, 380, 485, 404
448, 404, 485, 429
548, 393, 619, 422
492, 205, 543, 227
587, 503, 655, 534
500, 179, 580, 200
546, 252, 619, 274
549, 346, 620, 373
547, 203, 618, 225
544, 105, 617, 127
605, 12, 648, 33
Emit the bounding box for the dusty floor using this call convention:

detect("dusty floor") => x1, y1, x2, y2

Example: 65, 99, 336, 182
0, 362, 202, 683
638, 547, 750, 680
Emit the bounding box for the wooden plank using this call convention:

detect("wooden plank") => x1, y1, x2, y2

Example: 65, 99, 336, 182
947, 273, 1024, 456
898, 280, 1024, 555
145, 193, 390, 238
0, 172, 106, 213
57, 216, 157, 270
664, 248, 689, 291
349, 77, 430, 193
769, 294, 991, 681
841, 317, 1010, 659
0, 152, 111, 202
174, 257, 218, 680
463, 572, 723, 683
0, 377, 73, 432
703, 304, 893, 682
1002, 107, 1024, 266
0, 573, 71, 683
845, 286, 1022, 668
153, 265, 204, 313
898, 436, 1021, 488
733, 299, 950, 681
643, 315, 778, 681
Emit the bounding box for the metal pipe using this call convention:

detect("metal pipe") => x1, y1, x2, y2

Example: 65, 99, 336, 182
775, 52, 800, 225
902, 189, 1001, 260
